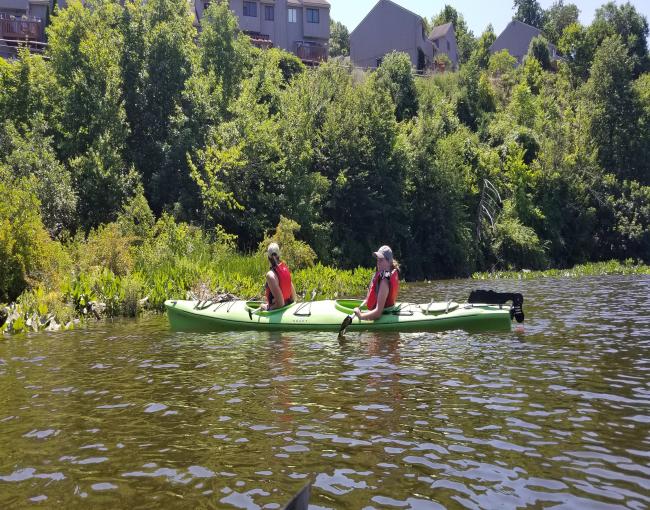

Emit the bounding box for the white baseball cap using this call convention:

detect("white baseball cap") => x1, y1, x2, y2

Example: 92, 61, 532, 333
267, 242, 280, 258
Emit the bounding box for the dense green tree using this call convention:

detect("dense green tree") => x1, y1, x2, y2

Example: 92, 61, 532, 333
47, 0, 137, 228
47, 0, 127, 160
0, 119, 77, 234
431, 5, 476, 65
543, 1, 579, 45
457, 60, 496, 131
329, 19, 350, 58
199, 1, 253, 110
558, 22, 597, 84
592, 2, 649, 77
488, 50, 518, 105
470, 25, 497, 70
528, 35, 551, 70
119, 0, 203, 215
372, 52, 418, 122
513, 0, 546, 29
584, 36, 647, 183
2, 0, 649, 281
402, 97, 476, 277
0, 49, 59, 132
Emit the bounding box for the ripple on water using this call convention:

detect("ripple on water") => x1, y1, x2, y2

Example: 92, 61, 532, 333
0, 277, 649, 508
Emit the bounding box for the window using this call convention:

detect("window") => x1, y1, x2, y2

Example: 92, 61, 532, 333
306, 8, 319, 23
243, 1, 257, 17
288, 8, 297, 23
264, 5, 274, 21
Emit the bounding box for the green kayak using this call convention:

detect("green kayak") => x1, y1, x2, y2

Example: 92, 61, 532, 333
164, 297, 518, 333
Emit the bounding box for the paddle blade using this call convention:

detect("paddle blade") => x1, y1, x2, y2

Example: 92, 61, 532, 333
338, 314, 353, 335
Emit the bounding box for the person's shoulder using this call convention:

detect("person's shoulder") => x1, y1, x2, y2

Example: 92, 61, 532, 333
267, 269, 278, 279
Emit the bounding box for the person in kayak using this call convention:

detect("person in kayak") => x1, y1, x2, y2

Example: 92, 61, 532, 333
261, 242, 298, 311
353, 245, 400, 321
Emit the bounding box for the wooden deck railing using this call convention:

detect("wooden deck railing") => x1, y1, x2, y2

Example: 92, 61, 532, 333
295, 42, 327, 63
0, 12, 44, 42
243, 31, 273, 50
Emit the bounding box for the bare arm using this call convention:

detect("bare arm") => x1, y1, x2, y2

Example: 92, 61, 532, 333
266, 271, 285, 310
355, 280, 389, 321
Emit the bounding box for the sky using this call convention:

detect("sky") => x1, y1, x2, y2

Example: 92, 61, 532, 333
329, 0, 650, 37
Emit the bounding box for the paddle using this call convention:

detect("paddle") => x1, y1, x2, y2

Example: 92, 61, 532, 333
338, 314, 354, 335
248, 306, 262, 320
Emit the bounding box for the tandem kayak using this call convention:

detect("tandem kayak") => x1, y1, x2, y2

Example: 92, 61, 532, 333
164, 292, 524, 334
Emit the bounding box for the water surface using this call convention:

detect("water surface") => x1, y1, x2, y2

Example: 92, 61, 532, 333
1, 276, 649, 509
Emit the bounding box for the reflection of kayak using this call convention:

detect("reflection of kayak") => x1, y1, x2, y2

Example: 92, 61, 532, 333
164, 295, 520, 333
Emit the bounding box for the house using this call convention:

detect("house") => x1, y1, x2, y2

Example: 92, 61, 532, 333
196, 0, 330, 64
429, 22, 458, 70
490, 19, 558, 64
350, 0, 433, 71
0, 0, 56, 57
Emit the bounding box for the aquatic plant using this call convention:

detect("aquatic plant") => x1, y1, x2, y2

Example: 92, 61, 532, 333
472, 259, 650, 280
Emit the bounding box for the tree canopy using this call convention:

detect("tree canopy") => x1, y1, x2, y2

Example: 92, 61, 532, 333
0, 0, 648, 290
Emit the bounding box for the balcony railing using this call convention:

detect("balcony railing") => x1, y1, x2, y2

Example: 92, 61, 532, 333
295, 41, 327, 63
0, 12, 44, 42
243, 31, 273, 50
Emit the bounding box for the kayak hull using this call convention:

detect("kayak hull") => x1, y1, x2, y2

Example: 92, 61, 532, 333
164, 299, 513, 333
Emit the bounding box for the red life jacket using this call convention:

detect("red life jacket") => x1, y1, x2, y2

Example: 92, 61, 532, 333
366, 269, 399, 310
265, 262, 293, 306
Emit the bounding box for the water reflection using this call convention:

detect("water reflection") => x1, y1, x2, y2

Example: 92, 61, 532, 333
0, 276, 648, 509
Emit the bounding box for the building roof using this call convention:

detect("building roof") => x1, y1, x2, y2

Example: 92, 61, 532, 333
351, 0, 424, 37
490, 19, 558, 61
429, 22, 452, 41
288, 0, 330, 6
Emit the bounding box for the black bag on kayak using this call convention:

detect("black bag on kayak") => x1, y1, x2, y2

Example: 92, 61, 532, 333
468, 290, 525, 323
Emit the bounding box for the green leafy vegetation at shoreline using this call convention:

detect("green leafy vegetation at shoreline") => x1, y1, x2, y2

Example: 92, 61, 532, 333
1, 0, 649, 334
472, 260, 650, 280
0, 210, 374, 334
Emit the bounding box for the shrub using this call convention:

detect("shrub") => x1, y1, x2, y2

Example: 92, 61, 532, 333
258, 216, 317, 270
0, 169, 59, 302
117, 188, 155, 242
492, 215, 548, 270
79, 223, 135, 276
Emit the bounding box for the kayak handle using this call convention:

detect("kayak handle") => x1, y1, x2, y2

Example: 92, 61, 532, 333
293, 302, 312, 317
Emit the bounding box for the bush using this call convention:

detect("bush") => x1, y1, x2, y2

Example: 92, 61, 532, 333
74, 222, 135, 276
293, 264, 373, 300
258, 216, 317, 270
492, 214, 548, 270
117, 189, 155, 242
0, 170, 61, 302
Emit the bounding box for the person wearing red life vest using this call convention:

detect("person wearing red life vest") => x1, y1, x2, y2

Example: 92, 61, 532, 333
261, 242, 298, 311
353, 245, 400, 321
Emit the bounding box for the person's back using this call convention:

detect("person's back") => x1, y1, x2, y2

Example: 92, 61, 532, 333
262, 243, 298, 311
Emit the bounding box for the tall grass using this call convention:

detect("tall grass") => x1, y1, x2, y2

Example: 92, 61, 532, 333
1, 214, 373, 334
472, 259, 650, 280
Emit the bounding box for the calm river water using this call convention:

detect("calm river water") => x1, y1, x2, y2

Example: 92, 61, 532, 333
1, 276, 649, 509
